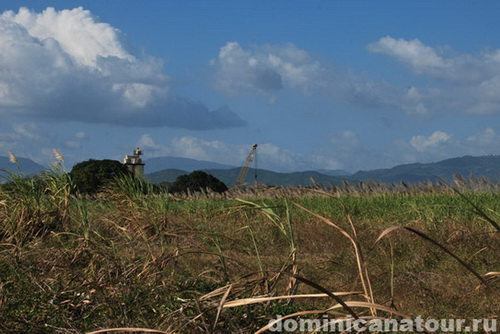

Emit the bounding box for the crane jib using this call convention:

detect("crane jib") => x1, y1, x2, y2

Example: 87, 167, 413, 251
236, 144, 258, 186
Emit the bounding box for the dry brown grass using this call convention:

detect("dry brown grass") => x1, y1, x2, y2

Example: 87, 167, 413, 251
0, 173, 498, 333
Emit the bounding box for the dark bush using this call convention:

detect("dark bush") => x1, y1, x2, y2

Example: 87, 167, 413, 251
168, 170, 227, 194
70, 159, 131, 194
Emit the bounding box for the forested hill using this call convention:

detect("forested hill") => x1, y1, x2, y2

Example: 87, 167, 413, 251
351, 155, 500, 183
147, 155, 500, 186
0, 156, 46, 178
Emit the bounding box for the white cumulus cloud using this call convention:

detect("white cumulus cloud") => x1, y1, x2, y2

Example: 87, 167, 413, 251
7, 7, 133, 67
212, 42, 320, 97
211, 42, 411, 111
215, 38, 500, 116
368, 36, 500, 115
367, 37, 448, 73
0, 7, 245, 129
367, 36, 488, 83
410, 131, 452, 152
401, 128, 500, 163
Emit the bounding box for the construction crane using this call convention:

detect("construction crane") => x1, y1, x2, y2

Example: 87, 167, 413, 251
236, 144, 257, 186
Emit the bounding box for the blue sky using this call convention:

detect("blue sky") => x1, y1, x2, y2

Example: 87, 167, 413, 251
1, 1, 500, 172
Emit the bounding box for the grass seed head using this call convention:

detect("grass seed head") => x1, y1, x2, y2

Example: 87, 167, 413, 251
53, 148, 64, 161
8, 151, 18, 164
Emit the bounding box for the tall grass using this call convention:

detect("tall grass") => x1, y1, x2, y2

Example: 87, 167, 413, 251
0, 171, 498, 333
0, 165, 73, 245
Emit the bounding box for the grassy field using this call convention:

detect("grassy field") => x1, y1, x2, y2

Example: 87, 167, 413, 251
0, 169, 499, 333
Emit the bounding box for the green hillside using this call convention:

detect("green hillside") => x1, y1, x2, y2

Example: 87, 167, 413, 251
145, 169, 189, 184
147, 167, 343, 187
352, 155, 500, 183
208, 168, 343, 187
145, 156, 235, 174
0, 156, 46, 179
146, 155, 500, 187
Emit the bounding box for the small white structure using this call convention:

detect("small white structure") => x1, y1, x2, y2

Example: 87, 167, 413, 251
123, 147, 145, 178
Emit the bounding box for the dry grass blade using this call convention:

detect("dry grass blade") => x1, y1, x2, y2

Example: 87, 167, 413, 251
292, 201, 374, 310
309, 190, 377, 312
291, 274, 359, 319
199, 274, 263, 302
212, 284, 232, 331
482, 272, 500, 285
326, 301, 410, 318
223, 292, 361, 308
86, 328, 169, 334
308, 188, 359, 237
374, 226, 401, 245
199, 283, 232, 301
292, 202, 353, 242
376, 226, 489, 287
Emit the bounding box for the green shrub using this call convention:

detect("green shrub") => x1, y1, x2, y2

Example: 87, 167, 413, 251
69, 159, 131, 194
168, 170, 228, 194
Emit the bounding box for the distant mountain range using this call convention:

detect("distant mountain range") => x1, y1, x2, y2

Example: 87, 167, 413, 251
0, 156, 46, 179
1, 154, 500, 186
146, 155, 500, 187
315, 169, 352, 177
351, 155, 500, 183
147, 167, 343, 187
145, 156, 236, 174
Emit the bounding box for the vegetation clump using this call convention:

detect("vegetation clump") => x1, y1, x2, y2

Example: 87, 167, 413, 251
168, 170, 228, 194
0, 164, 498, 333
69, 159, 131, 194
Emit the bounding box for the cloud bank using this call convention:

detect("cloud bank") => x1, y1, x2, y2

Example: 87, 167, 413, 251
137, 134, 320, 172
213, 38, 500, 116
368, 36, 500, 115
0, 7, 245, 129
212, 41, 422, 112
136, 126, 500, 173
212, 42, 320, 97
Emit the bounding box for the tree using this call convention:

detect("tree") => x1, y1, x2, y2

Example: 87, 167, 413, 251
169, 170, 228, 194
70, 159, 131, 194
